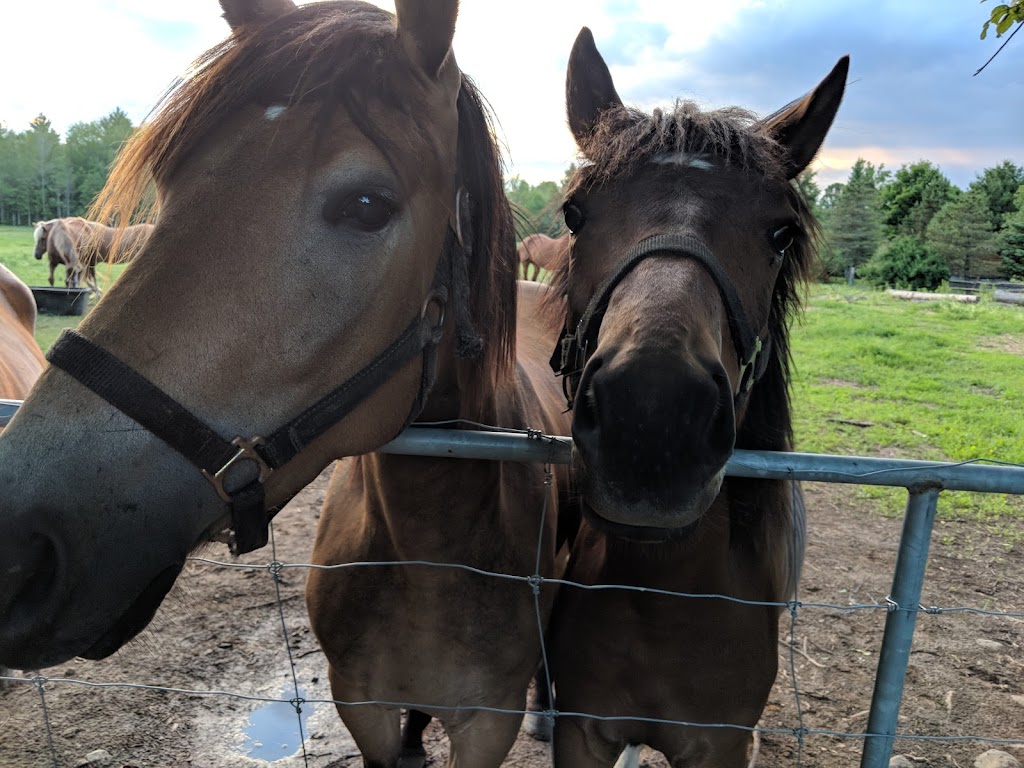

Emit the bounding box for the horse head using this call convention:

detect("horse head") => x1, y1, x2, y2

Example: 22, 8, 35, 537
552, 28, 846, 538
0, 0, 471, 670
33, 220, 54, 259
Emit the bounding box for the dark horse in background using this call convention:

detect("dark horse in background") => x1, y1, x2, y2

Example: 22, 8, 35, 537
34, 217, 153, 294
545, 28, 847, 768
517, 232, 568, 281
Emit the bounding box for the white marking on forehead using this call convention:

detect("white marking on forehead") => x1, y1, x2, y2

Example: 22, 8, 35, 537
264, 105, 287, 121
33, 225, 44, 245
650, 152, 715, 171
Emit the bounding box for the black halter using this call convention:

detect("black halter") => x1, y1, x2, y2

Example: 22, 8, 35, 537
47, 227, 466, 555
550, 233, 771, 410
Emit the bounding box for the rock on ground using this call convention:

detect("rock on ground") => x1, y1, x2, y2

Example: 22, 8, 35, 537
974, 749, 1022, 768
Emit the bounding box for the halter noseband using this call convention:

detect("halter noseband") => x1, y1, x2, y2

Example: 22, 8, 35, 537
47, 223, 469, 555
550, 233, 771, 411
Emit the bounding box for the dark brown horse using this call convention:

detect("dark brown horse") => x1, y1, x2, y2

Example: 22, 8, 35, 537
34, 217, 152, 294
518, 232, 568, 281
0, 0, 555, 683
545, 29, 847, 767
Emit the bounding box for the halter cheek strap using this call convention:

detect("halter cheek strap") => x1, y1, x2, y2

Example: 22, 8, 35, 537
46, 230, 459, 555
550, 233, 771, 410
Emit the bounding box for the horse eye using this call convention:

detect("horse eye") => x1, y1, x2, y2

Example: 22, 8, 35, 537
339, 193, 395, 231
770, 224, 796, 254
563, 200, 586, 234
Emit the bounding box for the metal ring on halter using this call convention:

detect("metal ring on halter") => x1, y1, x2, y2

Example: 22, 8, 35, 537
421, 287, 447, 340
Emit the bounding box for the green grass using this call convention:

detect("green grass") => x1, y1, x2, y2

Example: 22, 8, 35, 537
3, 224, 1023, 527
0, 225, 128, 349
790, 282, 1024, 526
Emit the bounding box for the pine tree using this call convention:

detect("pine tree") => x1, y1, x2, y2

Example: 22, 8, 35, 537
823, 159, 884, 273
1000, 185, 1024, 279
926, 191, 999, 277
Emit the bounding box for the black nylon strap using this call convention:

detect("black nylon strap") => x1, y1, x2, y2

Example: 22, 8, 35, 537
577, 234, 758, 370
47, 330, 239, 475
551, 234, 766, 409
46, 306, 442, 554
260, 311, 440, 468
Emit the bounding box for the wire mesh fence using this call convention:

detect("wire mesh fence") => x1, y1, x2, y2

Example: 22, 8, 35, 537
1, 424, 1023, 768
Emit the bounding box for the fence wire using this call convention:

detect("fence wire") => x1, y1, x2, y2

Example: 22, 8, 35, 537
2, 426, 1023, 768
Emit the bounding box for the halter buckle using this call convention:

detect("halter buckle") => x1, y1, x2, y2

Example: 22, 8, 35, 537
202, 436, 272, 503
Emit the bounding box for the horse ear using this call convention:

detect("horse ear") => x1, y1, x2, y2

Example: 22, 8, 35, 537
395, 0, 459, 79
220, 0, 295, 31
566, 27, 624, 145
765, 56, 849, 180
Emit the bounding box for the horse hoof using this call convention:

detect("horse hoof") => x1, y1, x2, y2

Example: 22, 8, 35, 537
522, 712, 553, 742
397, 747, 426, 768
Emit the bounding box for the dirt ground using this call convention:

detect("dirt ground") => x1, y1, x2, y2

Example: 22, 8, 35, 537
2, 469, 1022, 768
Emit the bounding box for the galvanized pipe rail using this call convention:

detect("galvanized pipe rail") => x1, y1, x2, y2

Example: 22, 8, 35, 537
2, 403, 1022, 767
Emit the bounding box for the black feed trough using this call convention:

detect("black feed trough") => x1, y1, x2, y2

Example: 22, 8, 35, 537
30, 286, 91, 316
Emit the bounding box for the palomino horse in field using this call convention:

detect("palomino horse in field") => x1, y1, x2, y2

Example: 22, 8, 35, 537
34, 217, 153, 294
545, 29, 847, 768
0, 264, 44, 421
517, 232, 567, 281
34, 218, 82, 288
0, 0, 567, 717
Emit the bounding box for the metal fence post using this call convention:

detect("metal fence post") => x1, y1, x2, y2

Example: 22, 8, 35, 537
860, 486, 941, 768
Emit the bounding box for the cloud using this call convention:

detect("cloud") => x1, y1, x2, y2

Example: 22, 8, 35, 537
0, 0, 1019, 190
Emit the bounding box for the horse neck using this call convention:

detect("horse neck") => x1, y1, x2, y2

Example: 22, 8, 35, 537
352, 321, 520, 537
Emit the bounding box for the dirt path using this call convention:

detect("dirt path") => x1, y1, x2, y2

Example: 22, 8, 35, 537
2, 471, 1022, 768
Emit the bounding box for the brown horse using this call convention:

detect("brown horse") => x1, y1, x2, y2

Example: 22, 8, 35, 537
307, 278, 570, 767
0, 264, 44, 414
0, 0, 540, 677
545, 29, 847, 767
518, 232, 567, 281
34, 218, 83, 288
34, 217, 152, 294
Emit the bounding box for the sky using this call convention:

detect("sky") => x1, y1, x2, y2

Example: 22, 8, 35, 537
2, 0, 1022, 189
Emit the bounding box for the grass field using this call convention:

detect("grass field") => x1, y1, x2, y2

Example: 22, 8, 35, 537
2, 224, 1023, 524
0, 224, 125, 348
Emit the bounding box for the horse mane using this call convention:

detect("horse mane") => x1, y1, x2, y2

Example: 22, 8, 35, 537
452, 75, 518, 377
89, 0, 516, 376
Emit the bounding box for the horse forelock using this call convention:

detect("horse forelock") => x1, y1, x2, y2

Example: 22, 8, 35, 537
91, 1, 450, 229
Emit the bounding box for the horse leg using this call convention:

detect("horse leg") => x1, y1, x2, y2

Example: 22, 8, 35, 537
87, 269, 102, 296
444, 709, 522, 768
523, 665, 554, 741
553, 716, 622, 768
398, 709, 430, 768
327, 665, 402, 768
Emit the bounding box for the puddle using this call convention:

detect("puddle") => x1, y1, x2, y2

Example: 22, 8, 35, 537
242, 685, 315, 762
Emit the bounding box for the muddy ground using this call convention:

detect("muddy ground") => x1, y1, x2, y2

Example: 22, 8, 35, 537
2, 469, 1022, 768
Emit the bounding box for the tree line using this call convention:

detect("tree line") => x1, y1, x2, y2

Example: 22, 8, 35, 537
812, 159, 1024, 289
507, 158, 1024, 290
0, 110, 135, 226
